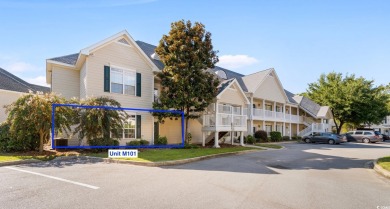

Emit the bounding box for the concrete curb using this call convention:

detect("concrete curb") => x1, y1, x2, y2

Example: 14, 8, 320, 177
103, 149, 262, 167
56, 149, 259, 167
373, 159, 390, 179
0, 159, 41, 167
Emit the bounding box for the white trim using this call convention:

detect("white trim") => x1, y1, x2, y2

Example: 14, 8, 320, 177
114, 39, 132, 48
46, 60, 76, 68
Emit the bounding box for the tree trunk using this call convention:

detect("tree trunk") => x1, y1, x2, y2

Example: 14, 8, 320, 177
185, 115, 190, 144
337, 121, 344, 134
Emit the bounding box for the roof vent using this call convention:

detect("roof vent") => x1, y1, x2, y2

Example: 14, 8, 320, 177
117, 38, 130, 45
151, 53, 160, 60
215, 70, 227, 79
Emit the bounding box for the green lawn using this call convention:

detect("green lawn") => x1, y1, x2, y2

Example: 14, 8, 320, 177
0, 153, 56, 162
378, 156, 390, 171
84, 147, 258, 162
254, 143, 283, 149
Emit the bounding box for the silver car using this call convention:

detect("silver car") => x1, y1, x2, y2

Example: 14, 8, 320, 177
345, 130, 380, 143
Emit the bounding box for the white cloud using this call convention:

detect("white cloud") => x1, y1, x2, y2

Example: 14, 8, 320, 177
24, 76, 49, 87
5, 61, 39, 74
218, 55, 259, 69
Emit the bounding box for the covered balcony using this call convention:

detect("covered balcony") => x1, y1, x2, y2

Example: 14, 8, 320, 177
203, 104, 247, 132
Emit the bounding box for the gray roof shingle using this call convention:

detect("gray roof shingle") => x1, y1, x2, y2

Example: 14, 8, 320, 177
0, 67, 50, 93
48, 53, 79, 65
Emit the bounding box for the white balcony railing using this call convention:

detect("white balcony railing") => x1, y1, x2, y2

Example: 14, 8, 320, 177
265, 110, 274, 118
251, 108, 302, 123
275, 112, 284, 120
253, 108, 264, 117
217, 104, 241, 115
203, 113, 247, 128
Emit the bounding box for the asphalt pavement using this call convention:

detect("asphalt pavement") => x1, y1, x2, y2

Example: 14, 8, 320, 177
1, 141, 389, 209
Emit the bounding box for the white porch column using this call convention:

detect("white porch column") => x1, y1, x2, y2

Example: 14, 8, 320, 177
240, 131, 244, 146
202, 132, 205, 147
214, 131, 220, 148
289, 123, 292, 139
283, 122, 285, 136
297, 124, 299, 136
289, 106, 292, 121
297, 108, 300, 123
263, 120, 266, 131
283, 103, 286, 121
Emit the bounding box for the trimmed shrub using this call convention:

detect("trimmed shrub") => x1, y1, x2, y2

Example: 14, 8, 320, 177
0, 122, 11, 152
291, 136, 298, 140
254, 130, 268, 142
88, 138, 119, 146
297, 136, 302, 140
126, 140, 141, 146
244, 135, 255, 144
139, 139, 150, 145
270, 131, 282, 142
282, 136, 290, 141
155, 136, 168, 145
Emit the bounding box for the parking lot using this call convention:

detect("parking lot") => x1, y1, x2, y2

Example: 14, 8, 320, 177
1, 141, 390, 209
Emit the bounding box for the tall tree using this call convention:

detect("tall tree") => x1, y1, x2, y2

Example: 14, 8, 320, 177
154, 20, 220, 143
306, 72, 389, 133
6, 92, 74, 153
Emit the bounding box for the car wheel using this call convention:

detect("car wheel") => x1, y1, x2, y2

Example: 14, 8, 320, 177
363, 138, 370, 143
328, 139, 335, 145
305, 138, 311, 143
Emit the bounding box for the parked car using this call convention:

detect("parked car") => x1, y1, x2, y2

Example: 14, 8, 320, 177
303, 132, 345, 145
344, 130, 380, 143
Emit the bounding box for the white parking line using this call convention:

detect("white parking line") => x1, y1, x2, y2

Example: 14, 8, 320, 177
4, 166, 99, 190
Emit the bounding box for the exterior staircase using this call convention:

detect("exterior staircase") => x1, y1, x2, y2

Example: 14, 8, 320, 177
205, 131, 228, 145
298, 123, 329, 137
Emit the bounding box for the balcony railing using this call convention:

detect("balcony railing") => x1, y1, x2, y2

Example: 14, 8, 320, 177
203, 113, 247, 128
217, 104, 242, 115
251, 108, 302, 122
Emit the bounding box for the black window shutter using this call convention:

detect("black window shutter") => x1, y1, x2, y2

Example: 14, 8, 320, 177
136, 115, 141, 138
104, 66, 110, 92
136, 73, 141, 97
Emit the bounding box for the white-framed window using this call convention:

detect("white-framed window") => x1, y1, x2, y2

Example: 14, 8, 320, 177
110, 67, 136, 95
114, 115, 136, 139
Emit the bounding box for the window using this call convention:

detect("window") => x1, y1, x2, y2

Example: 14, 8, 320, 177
115, 115, 136, 139
364, 132, 373, 135
265, 104, 272, 111
110, 67, 136, 95
355, 131, 363, 135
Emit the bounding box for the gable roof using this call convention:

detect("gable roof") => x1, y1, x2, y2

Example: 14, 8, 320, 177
48, 53, 79, 66
47, 30, 159, 69
284, 89, 298, 104
216, 78, 249, 104
0, 67, 50, 93
241, 68, 272, 93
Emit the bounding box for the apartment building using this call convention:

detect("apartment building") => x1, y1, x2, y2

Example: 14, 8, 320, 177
46, 30, 332, 147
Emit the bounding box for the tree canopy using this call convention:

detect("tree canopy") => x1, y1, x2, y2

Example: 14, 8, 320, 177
306, 72, 389, 133
153, 20, 220, 143
6, 92, 74, 153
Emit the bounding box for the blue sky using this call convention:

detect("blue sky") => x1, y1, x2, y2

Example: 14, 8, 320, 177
0, 0, 389, 93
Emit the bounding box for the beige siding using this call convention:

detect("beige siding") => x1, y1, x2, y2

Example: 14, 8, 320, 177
0, 90, 24, 122
80, 62, 87, 98
85, 41, 155, 141
51, 66, 80, 99
253, 75, 286, 103
158, 119, 202, 144
218, 83, 247, 106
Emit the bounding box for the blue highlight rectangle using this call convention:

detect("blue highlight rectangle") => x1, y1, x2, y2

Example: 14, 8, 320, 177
51, 103, 185, 149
